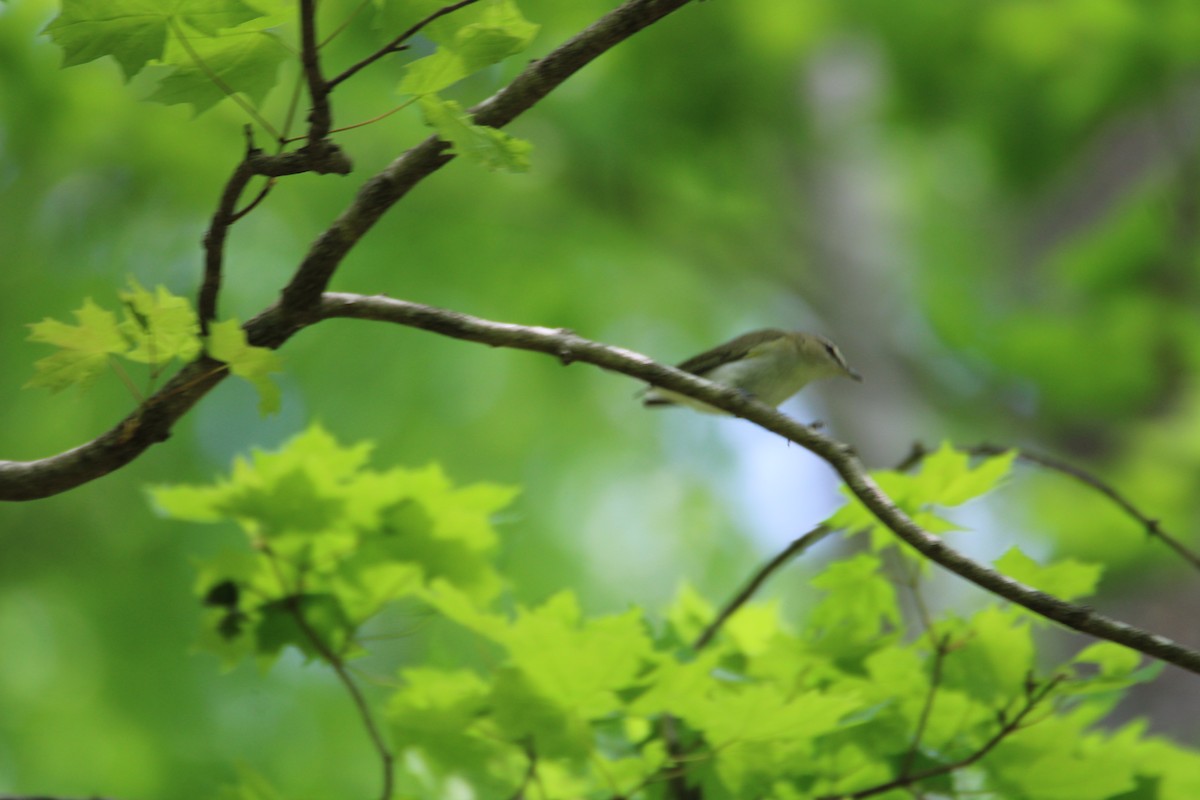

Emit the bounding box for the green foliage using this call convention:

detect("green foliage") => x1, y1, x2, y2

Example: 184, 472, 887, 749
44, 0, 282, 112
420, 95, 534, 172
25, 280, 280, 413
206, 319, 283, 415
151, 424, 516, 668
26, 279, 200, 392
43, 0, 539, 163
828, 442, 1016, 549
147, 29, 289, 114
25, 297, 134, 392
150, 427, 1200, 799
399, 0, 539, 96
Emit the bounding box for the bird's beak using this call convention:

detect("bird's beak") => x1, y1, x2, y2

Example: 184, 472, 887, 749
846, 367, 863, 383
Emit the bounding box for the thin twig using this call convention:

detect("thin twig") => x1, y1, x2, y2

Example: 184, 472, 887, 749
692, 524, 833, 650
905, 442, 1200, 573
282, 98, 420, 144
506, 742, 539, 800
231, 178, 277, 222
320, 0, 375, 47
328, 99, 420, 135
262, 549, 395, 800
983, 444, 1200, 572
327, 0, 485, 90
898, 634, 952, 777
105, 355, 144, 403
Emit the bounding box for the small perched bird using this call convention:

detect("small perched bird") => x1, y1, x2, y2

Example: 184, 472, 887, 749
643, 329, 862, 413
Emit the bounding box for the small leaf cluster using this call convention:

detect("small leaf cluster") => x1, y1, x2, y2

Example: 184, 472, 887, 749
26, 279, 282, 413
151, 424, 516, 668
400, 0, 540, 172
44, 0, 289, 114
43, 0, 540, 172
151, 429, 1200, 799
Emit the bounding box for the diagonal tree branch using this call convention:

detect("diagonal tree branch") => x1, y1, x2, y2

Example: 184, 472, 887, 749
314, 293, 1200, 676
5, 293, 1200, 678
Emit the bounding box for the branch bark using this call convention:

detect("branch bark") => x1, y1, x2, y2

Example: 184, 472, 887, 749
314, 293, 1200, 677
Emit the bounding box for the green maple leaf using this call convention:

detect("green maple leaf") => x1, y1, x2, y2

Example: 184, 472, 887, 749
149, 31, 288, 114
420, 96, 532, 172
44, 0, 265, 80
400, 1, 539, 96
118, 278, 202, 366
994, 547, 1102, 602
206, 319, 283, 415
25, 298, 130, 392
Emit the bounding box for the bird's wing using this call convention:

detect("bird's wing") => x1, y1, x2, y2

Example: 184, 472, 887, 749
674, 328, 788, 376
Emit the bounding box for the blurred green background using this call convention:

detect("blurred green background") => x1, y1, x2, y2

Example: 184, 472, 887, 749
3, 0, 1200, 796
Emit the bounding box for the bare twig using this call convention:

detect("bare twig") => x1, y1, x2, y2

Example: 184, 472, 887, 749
898, 634, 953, 777
230, 178, 277, 223
506, 742, 539, 800
311, 293, 1200, 676
327, 0, 485, 90
262, 549, 394, 800
906, 442, 1200, 572
692, 524, 833, 650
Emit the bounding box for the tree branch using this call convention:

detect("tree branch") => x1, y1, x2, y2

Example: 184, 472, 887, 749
6, 0, 1200, 681
314, 293, 1200, 676
199, 130, 259, 333
262, 549, 394, 800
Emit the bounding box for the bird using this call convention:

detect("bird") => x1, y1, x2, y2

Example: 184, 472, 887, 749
643, 329, 861, 413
